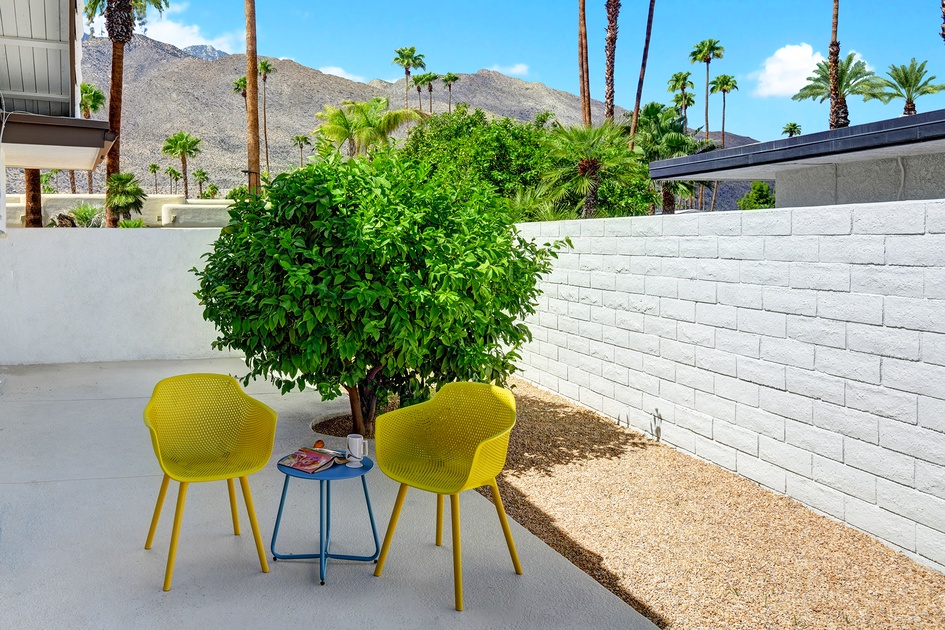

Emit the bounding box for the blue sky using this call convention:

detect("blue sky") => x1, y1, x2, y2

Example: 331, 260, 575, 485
91, 1, 945, 142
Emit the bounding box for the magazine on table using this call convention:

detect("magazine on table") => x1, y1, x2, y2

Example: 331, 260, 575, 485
279, 447, 347, 473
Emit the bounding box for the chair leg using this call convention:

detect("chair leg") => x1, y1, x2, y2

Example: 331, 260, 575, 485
489, 479, 523, 575
145, 474, 170, 550
436, 494, 444, 546
374, 483, 408, 577
450, 493, 463, 611
163, 481, 189, 591
227, 478, 241, 536
238, 476, 269, 574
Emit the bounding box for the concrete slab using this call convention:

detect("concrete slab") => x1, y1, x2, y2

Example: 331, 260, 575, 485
0, 359, 656, 629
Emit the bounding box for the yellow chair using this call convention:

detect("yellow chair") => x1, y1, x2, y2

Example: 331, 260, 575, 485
373, 382, 523, 611
142, 373, 277, 591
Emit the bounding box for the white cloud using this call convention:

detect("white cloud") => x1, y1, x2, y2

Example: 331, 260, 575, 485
88, 6, 244, 54
751, 43, 824, 97
318, 66, 365, 83
490, 63, 529, 77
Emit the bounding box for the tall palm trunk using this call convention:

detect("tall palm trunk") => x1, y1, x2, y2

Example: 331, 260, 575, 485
68, 170, 77, 194
427, 85, 433, 113
87, 170, 94, 194
578, 0, 591, 126
661, 184, 675, 215
703, 61, 711, 139
828, 0, 848, 128
447, 85, 453, 113
904, 100, 917, 116
299, 145, 304, 167
941, 0, 945, 45
104, 0, 134, 228
629, 0, 656, 138
262, 76, 270, 174
180, 156, 189, 199
416, 86, 423, 110
709, 91, 727, 212
604, 1, 621, 120
582, 178, 600, 219
24, 169, 43, 227
153, 173, 158, 193
245, 0, 261, 193
403, 70, 411, 109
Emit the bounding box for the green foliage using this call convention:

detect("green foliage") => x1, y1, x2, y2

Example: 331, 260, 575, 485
79, 82, 105, 118
40, 170, 59, 194
226, 184, 250, 200
792, 53, 885, 104
105, 172, 147, 220
70, 203, 104, 227
117, 218, 147, 228
737, 181, 776, 210
782, 122, 802, 137
873, 58, 945, 114
402, 104, 551, 200
202, 183, 220, 199
315, 98, 421, 156
194, 150, 566, 434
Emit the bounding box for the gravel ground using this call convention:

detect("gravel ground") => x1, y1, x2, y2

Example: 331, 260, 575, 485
315, 379, 945, 629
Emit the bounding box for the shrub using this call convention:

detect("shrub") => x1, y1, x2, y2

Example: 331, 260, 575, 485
117, 218, 146, 228
70, 203, 104, 227
195, 150, 566, 436
737, 181, 776, 210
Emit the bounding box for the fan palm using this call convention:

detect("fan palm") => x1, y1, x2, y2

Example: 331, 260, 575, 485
792, 53, 885, 124
292, 134, 312, 167
782, 122, 802, 137
147, 163, 160, 193
441, 73, 460, 113
73, 82, 106, 194
422, 73, 438, 113
392, 46, 426, 109
667, 71, 694, 127
161, 132, 201, 199
412, 74, 426, 110
542, 121, 639, 219
104, 172, 146, 221
85, 0, 169, 226
604, 0, 621, 120
709, 75, 737, 149
233, 76, 247, 109
688, 39, 724, 141
193, 169, 209, 197
873, 58, 945, 115
258, 59, 277, 173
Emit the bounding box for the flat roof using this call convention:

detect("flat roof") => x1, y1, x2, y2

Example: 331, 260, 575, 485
2, 112, 115, 170
650, 108, 945, 181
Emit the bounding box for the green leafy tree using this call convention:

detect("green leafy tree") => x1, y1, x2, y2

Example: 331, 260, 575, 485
161, 132, 202, 198
316, 98, 421, 156
782, 122, 802, 137
292, 134, 312, 167
737, 181, 776, 210
85, 0, 169, 227
79, 82, 106, 194
689, 39, 724, 140
873, 58, 945, 115
193, 169, 209, 197
392, 46, 426, 109
194, 150, 565, 436
441, 72, 460, 113
148, 163, 160, 193
105, 172, 147, 220
542, 122, 640, 219
667, 71, 695, 127
40, 170, 58, 194
232, 75, 247, 109
258, 59, 277, 173
792, 53, 885, 123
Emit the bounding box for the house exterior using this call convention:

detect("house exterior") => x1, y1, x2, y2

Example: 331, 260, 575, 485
0, 0, 115, 231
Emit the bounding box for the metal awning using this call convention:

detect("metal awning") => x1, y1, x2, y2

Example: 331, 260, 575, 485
2, 113, 115, 170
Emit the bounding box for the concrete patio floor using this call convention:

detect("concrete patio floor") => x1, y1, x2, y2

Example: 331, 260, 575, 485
0, 358, 656, 629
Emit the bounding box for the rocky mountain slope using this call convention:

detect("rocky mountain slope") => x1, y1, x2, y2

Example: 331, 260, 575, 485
7, 35, 761, 209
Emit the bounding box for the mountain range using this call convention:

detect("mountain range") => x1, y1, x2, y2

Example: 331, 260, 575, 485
7, 35, 759, 210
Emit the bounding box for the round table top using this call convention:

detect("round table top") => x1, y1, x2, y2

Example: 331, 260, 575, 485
278, 455, 374, 480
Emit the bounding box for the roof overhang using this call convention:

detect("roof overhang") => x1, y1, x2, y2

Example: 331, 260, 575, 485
1, 113, 116, 170
650, 108, 945, 181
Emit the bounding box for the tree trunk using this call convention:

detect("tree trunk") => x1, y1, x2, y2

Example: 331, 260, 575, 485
704, 61, 710, 139
448, 85, 452, 113
245, 0, 262, 194
105, 38, 125, 228
416, 88, 423, 110
262, 77, 270, 174
24, 169, 43, 227
345, 386, 367, 437
681, 87, 688, 129
88, 170, 94, 194
941, 0, 945, 45
604, 0, 621, 120
181, 156, 189, 199
582, 178, 599, 219
904, 100, 917, 115
428, 86, 433, 113
661, 184, 675, 214
153, 173, 158, 193
404, 70, 410, 109
578, 0, 591, 126
68, 170, 77, 194
828, 1, 847, 129
629, 0, 656, 138
299, 146, 304, 167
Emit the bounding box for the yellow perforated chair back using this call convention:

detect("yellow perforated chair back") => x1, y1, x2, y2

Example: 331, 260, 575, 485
375, 382, 516, 494
143, 374, 278, 483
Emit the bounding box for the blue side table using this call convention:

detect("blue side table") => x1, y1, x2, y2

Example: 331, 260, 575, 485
271, 455, 380, 585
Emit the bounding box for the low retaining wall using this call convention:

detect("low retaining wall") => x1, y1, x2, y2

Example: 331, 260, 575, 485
0, 228, 236, 364
3, 194, 232, 228
516, 201, 945, 573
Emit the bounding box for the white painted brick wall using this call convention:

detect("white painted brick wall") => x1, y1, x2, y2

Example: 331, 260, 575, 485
515, 203, 945, 573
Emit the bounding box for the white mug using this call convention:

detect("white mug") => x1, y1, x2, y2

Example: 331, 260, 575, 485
346, 434, 368, 468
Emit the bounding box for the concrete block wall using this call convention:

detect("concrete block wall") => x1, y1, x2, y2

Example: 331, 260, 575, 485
516, 200, 945, 573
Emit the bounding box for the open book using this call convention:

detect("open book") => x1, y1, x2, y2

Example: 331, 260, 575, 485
279, 447, 347, 474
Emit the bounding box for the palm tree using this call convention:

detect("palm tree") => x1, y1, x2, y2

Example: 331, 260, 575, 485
85, 0, 169, 227
232, 76, 247, 110
633, 101, 714, 214
78, 82, 105, 194
193, 169, 209, 197
258, 59, 277, 174
412, 74, 426, 111
667, 71, 694, 128
604, 0, 622, 120
315, 98, 421, 156
164, 166, 176, 193
629, 0, 657, 137
709, 75, 737, 149
792, 53, 885, 123
105, 172, 146, 221
941, 0, 945, 46
578, 0, 591, 126
782, 122, 802, 137
161, 132, 201, 199
543, 122, 638, 219
441, 73, 460, 113
24, 169, 42, 227
688, 39, 724, 141
166, 167, 182, 194
423, 73, 438, 113
392, 47, 426, 109
291, 134, 312, 167
828, 0, 844, 128
148, 163, 160, 193
244, 0, 261, 194
873, 58, 945, 115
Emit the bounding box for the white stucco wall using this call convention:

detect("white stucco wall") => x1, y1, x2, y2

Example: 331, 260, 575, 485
516, 202, 945, 574
0, 228, 237, 364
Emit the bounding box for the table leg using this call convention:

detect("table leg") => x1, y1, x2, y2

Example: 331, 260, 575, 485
319, 479, 328, 585
270, 475, 291, 561
362, 476, 380, 561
